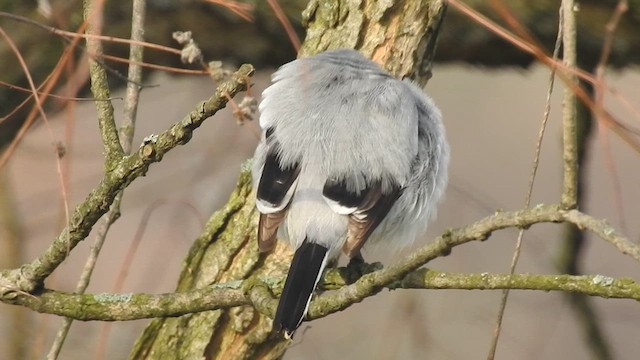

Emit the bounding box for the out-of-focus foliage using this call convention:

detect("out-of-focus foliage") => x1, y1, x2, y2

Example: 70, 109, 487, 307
437, 0, 640, 68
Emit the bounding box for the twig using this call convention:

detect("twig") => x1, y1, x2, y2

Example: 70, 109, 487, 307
7, 286, 249, 321
593, 0, 629, 233
447, 0, 588, 82
48, 1, 133, 357
447, 0, 640, 155
95, 199, 203, 359
0, 11, 183, 55
310, 204, 640, 318
48, 0, 150, 346
561, 0, 578, 209
267, 0, 301, 52
560, 10, 617, 354
82, 198, 122, 360
561, 3, 629, 344
120, 0, 146, 154
101, 54, 209, 75
0, 64, 254, 295
0, 56, 68, 125
203, 0, 255, 22
2, 198, 640, 321
46, 199, 123, 360
486, 7, 565, 358
594, 1, 628, 75
488, 0, 544, 51
0, 80, 120, 102
393, 269, 639, 296
0, 25, 72, 258
84, 0, 124, 165
563, 209, 638, 258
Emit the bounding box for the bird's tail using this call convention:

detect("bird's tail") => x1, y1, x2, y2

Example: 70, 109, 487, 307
273, 240, 329, 338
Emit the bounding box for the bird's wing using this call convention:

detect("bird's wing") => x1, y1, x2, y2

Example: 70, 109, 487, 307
323, 178, 401, 258
256, 139, 300, 252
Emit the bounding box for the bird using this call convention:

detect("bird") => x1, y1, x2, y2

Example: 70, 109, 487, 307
251, 48, 449, 339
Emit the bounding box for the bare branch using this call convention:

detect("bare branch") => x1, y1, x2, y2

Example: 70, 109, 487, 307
0, 25, 73, 261
308, 204, 640, 319
2, 266, 639, 322
561, 0, 578, 209
395, 270, 640, 298
84, 0, 125, 165
49, 3, 149, 355
0, 64, 254, 295
486, 5, 566, 357
8, 287, 249, 321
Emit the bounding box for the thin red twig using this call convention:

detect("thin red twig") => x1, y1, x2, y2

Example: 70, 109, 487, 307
0, 11, 183, 55
593, 0, 629, 234
203, 0, 255, 22
0, 25, 71, 244
489, 0, 545, 51
102, 54, 209, 75
448, 0, 640, 154
0, 18, 89, 171
267, 0, 300, 52
0, 79, 118, 102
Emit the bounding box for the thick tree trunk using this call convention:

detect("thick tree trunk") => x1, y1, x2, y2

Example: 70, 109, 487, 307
128, 1, 447, 359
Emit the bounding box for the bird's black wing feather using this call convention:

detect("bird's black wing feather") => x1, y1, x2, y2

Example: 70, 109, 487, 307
256, 141, 300, 252
323, 178, 401, 258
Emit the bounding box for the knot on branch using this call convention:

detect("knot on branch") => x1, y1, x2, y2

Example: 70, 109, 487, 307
0, 267, 40, 300
242, 278, 278, 318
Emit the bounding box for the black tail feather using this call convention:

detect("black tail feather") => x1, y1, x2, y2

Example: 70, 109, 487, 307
274, 241, 328, 338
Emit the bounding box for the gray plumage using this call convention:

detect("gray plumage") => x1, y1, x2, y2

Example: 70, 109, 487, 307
252, 48, 449, 338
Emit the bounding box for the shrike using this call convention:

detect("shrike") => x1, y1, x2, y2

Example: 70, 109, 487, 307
252, 48, 449, 338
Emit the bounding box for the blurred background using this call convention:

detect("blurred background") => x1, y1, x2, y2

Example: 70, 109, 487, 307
1, 0, 639, 359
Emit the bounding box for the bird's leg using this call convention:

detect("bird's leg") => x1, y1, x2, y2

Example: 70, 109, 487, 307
347, 251, 365, 267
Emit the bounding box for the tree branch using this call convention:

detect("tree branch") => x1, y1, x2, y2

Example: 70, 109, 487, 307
84, 0, 124, 165
8, 287, 248, 321
307, 204, 640, 319
48, 2, 150, 358
3, 203, 637, 322
564, 209, 640, 260
2, 268, 638, 322
396, 269, 639, 297
561, 0, 578, 209
0, 64, 254, 295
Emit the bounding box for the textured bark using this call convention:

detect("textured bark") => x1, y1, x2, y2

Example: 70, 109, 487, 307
129, 1, 447, 359
129, 171, 293, 359
300, 0, 446, 84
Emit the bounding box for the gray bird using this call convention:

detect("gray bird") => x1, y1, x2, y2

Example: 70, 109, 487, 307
252, 48, 449, 339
